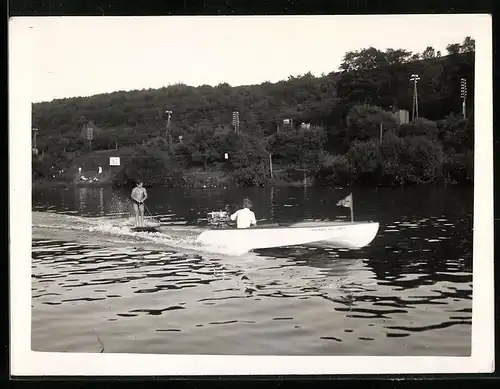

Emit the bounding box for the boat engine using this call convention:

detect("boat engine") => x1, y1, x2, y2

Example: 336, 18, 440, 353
207, 211, 231, 228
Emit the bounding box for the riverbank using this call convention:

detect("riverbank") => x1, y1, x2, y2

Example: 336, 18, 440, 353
32, 173, 471, 190
32, 169, 316, 190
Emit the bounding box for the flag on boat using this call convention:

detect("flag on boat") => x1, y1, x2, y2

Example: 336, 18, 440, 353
337, 193, 352, 208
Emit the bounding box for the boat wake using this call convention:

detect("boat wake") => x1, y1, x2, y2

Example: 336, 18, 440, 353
31, 211, 250, 256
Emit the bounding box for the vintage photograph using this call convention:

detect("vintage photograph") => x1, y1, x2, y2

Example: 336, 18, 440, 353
10, 14, 493, 375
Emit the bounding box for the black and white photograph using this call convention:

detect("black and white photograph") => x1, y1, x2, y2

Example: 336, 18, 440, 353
10, 14, 493, 376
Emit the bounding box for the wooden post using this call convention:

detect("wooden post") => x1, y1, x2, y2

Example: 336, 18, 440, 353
350, 193, 354, 222
270, 186, 275, 220
379, 122, 383, 143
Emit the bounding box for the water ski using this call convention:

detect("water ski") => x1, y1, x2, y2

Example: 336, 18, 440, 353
130, 226, 160, 233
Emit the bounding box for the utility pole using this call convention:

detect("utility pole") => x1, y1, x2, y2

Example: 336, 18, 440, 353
165, 110, 172, 147
86, 123, 93, 151
232, 111, 240, 134
410, 74, 420, 121
460, 78, 467, 119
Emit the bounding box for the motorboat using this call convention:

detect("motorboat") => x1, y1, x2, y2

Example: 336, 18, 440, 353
195, 212, 379, 253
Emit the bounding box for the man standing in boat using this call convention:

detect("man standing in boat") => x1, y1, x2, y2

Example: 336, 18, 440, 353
131, 180, 148, 227
230, 198, 257, 229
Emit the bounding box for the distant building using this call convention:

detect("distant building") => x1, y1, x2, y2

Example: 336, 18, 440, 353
281, 118, 294, 131
393, 109, 410, 124
300, 122, 311, 130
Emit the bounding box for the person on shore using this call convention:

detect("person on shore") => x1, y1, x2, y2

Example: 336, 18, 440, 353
131, 180, 148, 227
230, 198, 257, 229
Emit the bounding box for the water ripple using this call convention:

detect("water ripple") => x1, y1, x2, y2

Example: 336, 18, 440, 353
32, 201, 473, 356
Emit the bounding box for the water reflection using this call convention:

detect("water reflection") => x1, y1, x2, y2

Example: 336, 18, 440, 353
77, 187, 87, 214
99, 188, 104, 216
32, 231, 472, 355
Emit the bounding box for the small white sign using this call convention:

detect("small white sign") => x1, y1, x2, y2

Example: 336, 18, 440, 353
224, 153, 228, 160
109, 157, 120, 166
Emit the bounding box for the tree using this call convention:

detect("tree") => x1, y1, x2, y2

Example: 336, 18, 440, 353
315, 154, 353, 186
446, 43, 461, 55
112, 146, 184, 187
57, 137, 70, 153
345, 104, 399, 142
460, 36, 476, 53
384, 49, 413, 66
421, 46, 436, 59
340, 47, 389, 73
346, 139, 382, 184
190, 127, 220, 170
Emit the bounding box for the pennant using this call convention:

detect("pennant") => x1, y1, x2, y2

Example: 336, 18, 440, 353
337, 193, 352, 208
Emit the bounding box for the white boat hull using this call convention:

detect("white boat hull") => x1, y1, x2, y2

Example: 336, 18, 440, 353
289, 221, 380, 249
196, 221, 379, 254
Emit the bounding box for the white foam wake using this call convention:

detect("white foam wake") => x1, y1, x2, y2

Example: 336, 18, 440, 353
32, 212, 251, 256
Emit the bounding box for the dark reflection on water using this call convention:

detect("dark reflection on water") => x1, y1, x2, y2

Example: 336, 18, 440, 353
31, 186, 473, 355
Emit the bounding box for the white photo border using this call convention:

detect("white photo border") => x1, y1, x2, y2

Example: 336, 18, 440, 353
9, 14, 494, 376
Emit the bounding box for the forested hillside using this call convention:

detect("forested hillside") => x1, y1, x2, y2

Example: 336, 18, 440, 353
32, 37, 475, 188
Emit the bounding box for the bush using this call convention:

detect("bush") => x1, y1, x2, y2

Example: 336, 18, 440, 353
346, 139, 382, 184
399, 117, 439, 140
437, 114, 473, 153
442, 151, 473, 185
405, 136, 443, 183
32, 157, 53, 180
230, 167, 268, 187
346, 104, 399, 142
315, 154, 353, 186
344, 134, 443, 186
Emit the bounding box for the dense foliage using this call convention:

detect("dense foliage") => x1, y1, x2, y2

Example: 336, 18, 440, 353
32, 37, 475, 188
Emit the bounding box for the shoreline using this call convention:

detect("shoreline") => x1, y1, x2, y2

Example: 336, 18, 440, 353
32, 179, 473, 190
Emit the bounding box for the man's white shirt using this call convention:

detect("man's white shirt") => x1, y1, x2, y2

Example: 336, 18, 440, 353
230, 208, 257, 229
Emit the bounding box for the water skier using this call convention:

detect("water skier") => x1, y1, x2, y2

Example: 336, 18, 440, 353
131, 180, 148, 227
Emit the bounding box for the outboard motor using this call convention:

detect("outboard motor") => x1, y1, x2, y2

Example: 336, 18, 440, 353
207, 211, 231, 228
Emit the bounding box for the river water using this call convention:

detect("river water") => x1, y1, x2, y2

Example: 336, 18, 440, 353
31, 185, 473, 356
